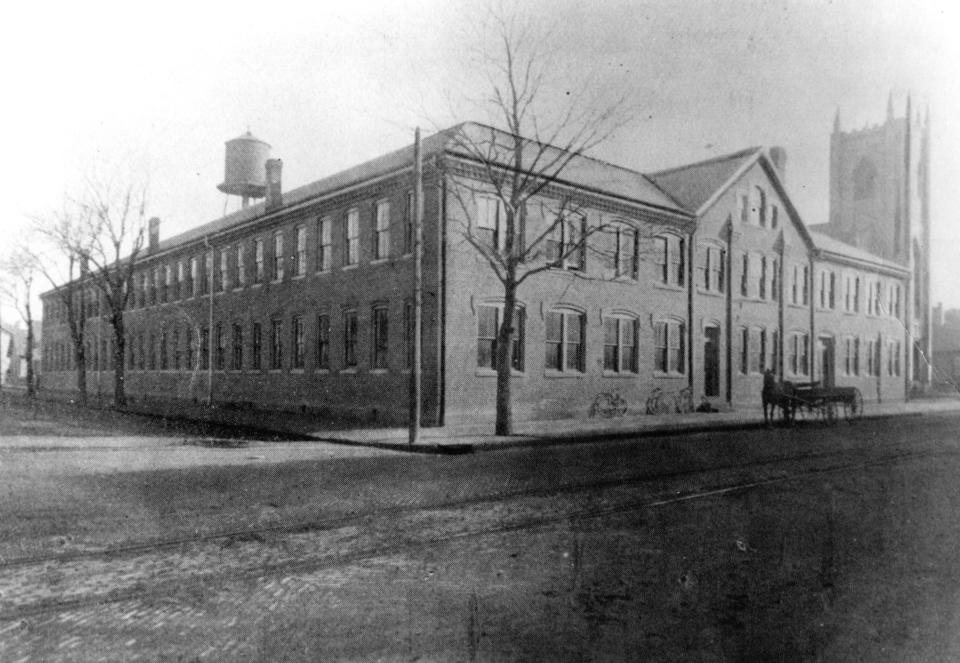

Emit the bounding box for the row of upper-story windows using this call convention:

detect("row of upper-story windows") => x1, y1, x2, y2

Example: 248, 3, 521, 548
814, 268, 903, 319
122, 193, 416, 310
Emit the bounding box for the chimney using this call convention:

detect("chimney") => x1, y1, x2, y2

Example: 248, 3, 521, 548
265, 159, 283, 212
148, 217, 160, 253
769, 146, 787, 181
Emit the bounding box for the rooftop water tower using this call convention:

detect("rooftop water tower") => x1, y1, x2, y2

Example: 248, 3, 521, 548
217, 131, 271, 208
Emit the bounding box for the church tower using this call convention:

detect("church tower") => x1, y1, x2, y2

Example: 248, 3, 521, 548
824, 94, 932, 386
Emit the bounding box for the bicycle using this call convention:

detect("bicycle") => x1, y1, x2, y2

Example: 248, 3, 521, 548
673, 386, 695, 414
589, 389, 628, 418
645, 387, 671, 415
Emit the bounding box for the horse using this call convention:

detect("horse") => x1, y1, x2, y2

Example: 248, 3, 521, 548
762, 370, 796, 425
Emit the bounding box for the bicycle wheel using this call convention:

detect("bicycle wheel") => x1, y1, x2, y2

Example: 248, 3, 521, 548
613, 396, 627, 417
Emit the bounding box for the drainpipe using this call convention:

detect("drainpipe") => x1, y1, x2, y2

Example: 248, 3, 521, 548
724, 216, 734, 405
777, 232, 785, 378
203, 236, 214, 407
687, 224, 695, 391
809, 255, 816, 381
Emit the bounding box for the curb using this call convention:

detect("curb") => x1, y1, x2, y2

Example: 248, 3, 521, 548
306, 408, 932, 455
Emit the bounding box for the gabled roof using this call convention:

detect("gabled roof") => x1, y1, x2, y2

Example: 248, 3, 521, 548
647, 147, 761, 214
153, 122, 691, 257
808, 231, 909, 274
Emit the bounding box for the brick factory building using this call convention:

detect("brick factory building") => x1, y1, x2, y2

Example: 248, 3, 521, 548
40, 106, 928, 425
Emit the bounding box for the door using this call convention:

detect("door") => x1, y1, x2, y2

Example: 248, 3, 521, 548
818, 336, 835, 387
704, 325, 721, 397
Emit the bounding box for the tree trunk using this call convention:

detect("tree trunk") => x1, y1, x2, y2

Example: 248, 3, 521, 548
495, 284, 517, 436
24, 301, 35, 398
74, 344, 87, 405
111, 311, 126, 408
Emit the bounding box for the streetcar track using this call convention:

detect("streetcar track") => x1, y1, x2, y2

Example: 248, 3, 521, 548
0, 436, 928, 571
0, 436, 940, 572
0, 445, 948, 621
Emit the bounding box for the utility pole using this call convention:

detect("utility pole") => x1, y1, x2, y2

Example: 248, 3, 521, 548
409, 128, 423, 445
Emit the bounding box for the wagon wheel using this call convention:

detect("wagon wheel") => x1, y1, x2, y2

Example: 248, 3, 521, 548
843, 388, 864, 422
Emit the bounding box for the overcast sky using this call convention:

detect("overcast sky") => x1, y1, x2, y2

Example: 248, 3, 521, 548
1, 0, 957, 317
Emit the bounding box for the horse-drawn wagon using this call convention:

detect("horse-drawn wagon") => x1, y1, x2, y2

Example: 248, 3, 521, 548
762, 370, 864, 425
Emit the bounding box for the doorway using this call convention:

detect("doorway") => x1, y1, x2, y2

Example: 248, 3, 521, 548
818, 336, 835, 387
704, 325, 721, 397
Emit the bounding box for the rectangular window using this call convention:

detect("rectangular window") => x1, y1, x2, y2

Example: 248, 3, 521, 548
215, 323, 225, 370
404, 190, 414, 255
655, 320, 686, 374
272, 232, 284, 281
346, 209, 360, 265
771, 329, 779, 375
218, 248, 228, 292
252, 323, 262, 370
829, 272, 836, 309
232, 324, 243, 370
854, 337, 860, 375
477, 306, 524, 371
759, 256, 767, 299
165, 265, 173, 302
854, 277, 861, 312
656, 235, 685, 286
476, 196, 501, 251
271, 319, 283, 369
316, 315, 330, 369
844, 337, 853, 376
343, 311, 358, 367
292, 315, 305, 368
740, 327, 749, 375
317, 217, 331, 272
156, 267, 164, 303
771, 204, 779, 229
374, 201, 390, 259
740, 253, 750, 297
235, 244, 246, 287
189, 257, 198, 297
844, 276, 852, 312
295, 225, 307, 276
175, 261, 184, 299
549, 214, 586, 271
186, 329, 194, 370
200, 328, 209, 370
545, 311, 584, 372
711, 246, 725, 292
254, 239, 264, 283
371, 307, 389, 369
615, 225, 638, 279
159, 331, 168, 370
172, 329, 180, 370
739, 190, 749, 224
603, 318, 637, 373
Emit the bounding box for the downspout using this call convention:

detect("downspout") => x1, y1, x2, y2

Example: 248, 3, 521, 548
809, 254, 816, 381
724, 216, 734, 404
777, 232, 786, 377
203, 236, 214, 407
687, 223, 695, 390
437, 173, 447, 426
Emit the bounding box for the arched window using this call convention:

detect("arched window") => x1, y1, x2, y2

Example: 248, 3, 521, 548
749, 186, 767, 226
853, 158, 877, 200
603, 314, 638, 373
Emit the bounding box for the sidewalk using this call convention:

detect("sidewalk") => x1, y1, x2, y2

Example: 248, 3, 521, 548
310, 397, 960, 454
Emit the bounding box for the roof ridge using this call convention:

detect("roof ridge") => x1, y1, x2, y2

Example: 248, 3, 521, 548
647, 146, 763, 177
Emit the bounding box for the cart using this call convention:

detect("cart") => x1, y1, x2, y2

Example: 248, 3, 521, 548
787, 381, 864, 424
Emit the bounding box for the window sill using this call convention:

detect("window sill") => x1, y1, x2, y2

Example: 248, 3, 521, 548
233, 286, 245, 292
314, 368, 331, 374
370, 368, 389, 375
291, 274, 306, 281
653, 282, 685, 293
601, 370, 639, 378
343, 264, 359, 271
696, 288, 724, 298
340, 367, 359, 374
653, 371, 687, 379
268, 369, 284, 374
544, 369, 584, 379
370, 258, 389, 266
251, 283, 263, 289
475, 368, 526, 378
315, 269, 331, 277
787, 302, 808, 310
270, 278, 284, 285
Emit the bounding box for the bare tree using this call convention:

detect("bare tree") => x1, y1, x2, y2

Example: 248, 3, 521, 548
41, 174, 148, 408
446, 7, 634, 435
0, 243, 39, 397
